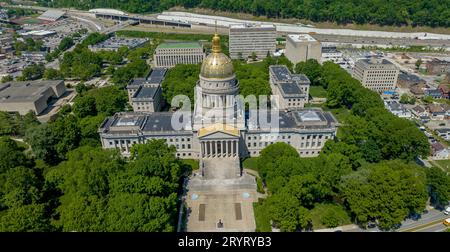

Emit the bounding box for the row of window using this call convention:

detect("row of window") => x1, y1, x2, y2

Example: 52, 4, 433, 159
110, 137, 191, 146
247, 135, 291, 140
249, 150, 321, 156
287, 102, 303, 107
176, 152, 193, 157
248, 141, 291, 148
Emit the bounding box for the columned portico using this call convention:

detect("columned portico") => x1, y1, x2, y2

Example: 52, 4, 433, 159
201, 139, 239, 158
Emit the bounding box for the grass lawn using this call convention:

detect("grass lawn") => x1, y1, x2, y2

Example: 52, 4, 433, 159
326, 107, 351, 123
310, 203, 352, 230
434, 159, 450, 172
253, 200, 271, 232
242, 157, 259, 171
181, 159, 199, 171
309, 86, 327, 98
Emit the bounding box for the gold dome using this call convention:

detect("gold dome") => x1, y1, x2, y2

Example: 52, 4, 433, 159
200, 34, 234, 79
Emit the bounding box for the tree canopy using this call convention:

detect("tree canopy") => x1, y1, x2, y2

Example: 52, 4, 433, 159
38, 0, 450, 28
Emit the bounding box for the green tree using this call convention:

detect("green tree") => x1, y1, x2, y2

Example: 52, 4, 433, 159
415, 59, 422, 69
426, 167, 450, 207
311, 203, 351, 228
73, 96, 97, 118
1, 166, 41, 208
295, 59, 322, 86
58, 37, 74, 51
0, 203, 52, 232
43, 68, 64, 80
78, 114, 106, 146
18, 63, 45, 81
161, 64, 200, 107
1, 75, 13, 83
46, 146, 123, 231
106, 193, 177, 232
0, 137, 29, 174
266, 191, 312, 231
422, 95, 433, 104
339, 160, 428, 230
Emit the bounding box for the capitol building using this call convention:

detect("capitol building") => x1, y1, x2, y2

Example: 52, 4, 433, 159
98, 34, 338, 231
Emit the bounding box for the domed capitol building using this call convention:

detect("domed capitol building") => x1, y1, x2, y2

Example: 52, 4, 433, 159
98, 34, 338, 231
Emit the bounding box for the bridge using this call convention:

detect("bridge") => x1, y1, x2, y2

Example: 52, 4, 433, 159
100, 19, 138, 35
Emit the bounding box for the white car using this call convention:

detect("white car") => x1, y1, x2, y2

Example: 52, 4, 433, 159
444, 207, 450, 215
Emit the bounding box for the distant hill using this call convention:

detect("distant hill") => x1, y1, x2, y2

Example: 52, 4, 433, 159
36, 0, 449, 28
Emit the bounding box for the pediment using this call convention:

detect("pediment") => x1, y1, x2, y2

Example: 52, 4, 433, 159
198, 131, 240, 139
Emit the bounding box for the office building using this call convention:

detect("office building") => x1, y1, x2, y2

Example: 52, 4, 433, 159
285, 34, 321, 64
269, 65, 310, 109
153, 42, 204, 68
352, 58, 399, 93
229, 24, 276, 60
0, 80, 66, 115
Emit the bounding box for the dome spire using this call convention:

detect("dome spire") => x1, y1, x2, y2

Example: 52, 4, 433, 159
212, 20, 221, 53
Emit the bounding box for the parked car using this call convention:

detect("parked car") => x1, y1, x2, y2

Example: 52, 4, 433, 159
367, 221, 377, 228
444, 206, 450, 215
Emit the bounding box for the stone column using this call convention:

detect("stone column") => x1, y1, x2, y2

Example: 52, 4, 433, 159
226, 140, 229, 157
201, 142, 205, 158
210, 141, 213, 157
214, 141, 217, 157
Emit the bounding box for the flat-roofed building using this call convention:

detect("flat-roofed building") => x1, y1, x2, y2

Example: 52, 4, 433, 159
131, 86, 163, 112
426, 58, 450, 75
352, 58, 399, 93
228, 24, 276, 60
38, 10, 66, 22
88, 36, 149, 52
285, 34, 321, 64
0, 80, 66, 115
154, 42, 204, 68
126, 67, 167, 112
269, 65, 310, 109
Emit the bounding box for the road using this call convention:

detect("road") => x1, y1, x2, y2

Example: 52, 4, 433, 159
342, 208, 449, 232
157, 11, 450, 40
397, 209, 448, 232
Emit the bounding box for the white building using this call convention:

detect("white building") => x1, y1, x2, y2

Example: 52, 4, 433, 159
352, 58, 399, 93
229, 24, 276, 60
285, 34, 321, 64
269, 65, 310, 109
98, 34, 338, 231
436, 128, 450, 141
384, 100, 411, 118
127, 68, 167, 113
153, 42, 204, 68
321, 46, 344, 64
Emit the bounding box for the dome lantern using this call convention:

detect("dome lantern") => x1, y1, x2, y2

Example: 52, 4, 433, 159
200, 34, 234, 79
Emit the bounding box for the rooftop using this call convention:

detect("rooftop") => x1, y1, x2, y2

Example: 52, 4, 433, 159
90, 36, 149, 50
385, 100, 405, 111
322, 46, 339, 53
157, 42, 202, 49
0, 80, 63, 103
38, 10, 66, 21
287, 34, 317, 43
147, 68, 168, 84
99, 112, 192, 133
398, 71, 424, 83
133, 86, 159, 99
436, 128, 450, 134
230, 23, 275, 29
280, 82, 301, 95
359, 58, 395, 66
247, 108, 337, 130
